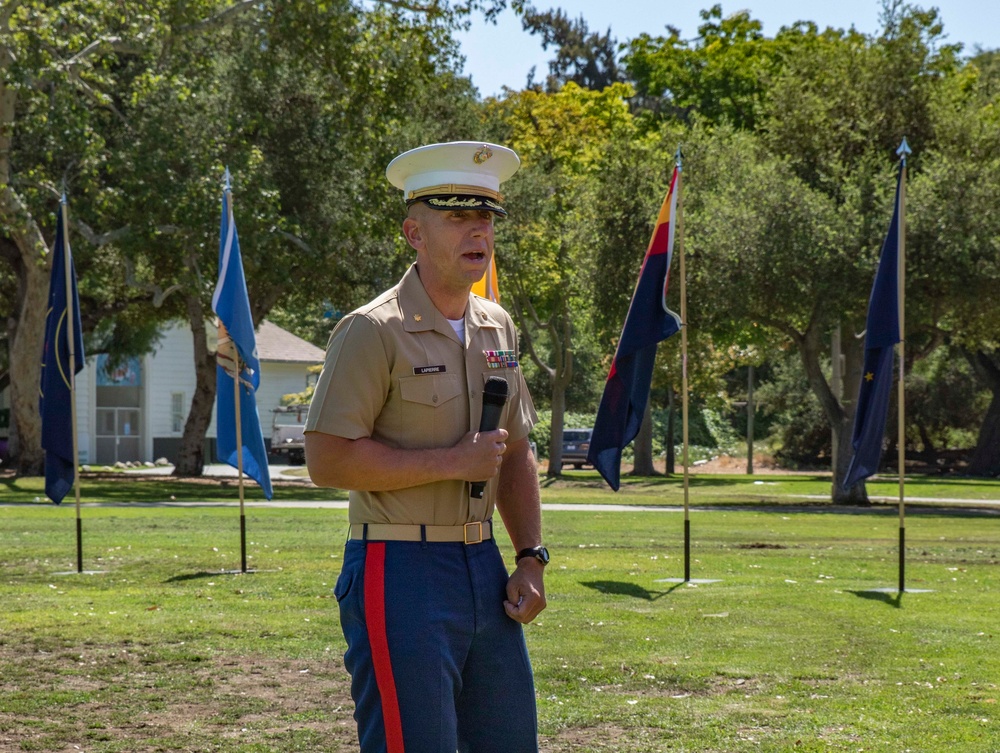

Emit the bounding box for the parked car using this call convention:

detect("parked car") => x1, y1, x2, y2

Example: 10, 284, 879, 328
561, 428, 593, 469
270, 405, 308, 465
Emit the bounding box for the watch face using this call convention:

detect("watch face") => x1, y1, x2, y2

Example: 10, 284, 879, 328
517, 546, 550, 565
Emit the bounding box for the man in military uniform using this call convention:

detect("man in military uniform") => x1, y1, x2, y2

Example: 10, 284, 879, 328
305, 141, 548, 752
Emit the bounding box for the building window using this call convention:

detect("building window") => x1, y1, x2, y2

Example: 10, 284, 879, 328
171, 393, 185, 433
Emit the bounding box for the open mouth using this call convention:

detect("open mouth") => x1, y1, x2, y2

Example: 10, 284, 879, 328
464, 252, 487, 262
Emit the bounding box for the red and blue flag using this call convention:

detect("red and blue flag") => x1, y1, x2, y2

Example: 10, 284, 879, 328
588, 167, 683, 490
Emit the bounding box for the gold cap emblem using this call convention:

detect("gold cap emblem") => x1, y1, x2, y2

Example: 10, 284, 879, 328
473, 145, 493, 165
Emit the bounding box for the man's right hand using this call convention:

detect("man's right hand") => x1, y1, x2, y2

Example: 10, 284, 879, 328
452, 428, 508, 482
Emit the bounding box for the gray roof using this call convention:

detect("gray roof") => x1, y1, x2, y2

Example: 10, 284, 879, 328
256, 320, 326, 364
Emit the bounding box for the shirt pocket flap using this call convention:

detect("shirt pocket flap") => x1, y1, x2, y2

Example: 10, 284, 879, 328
399, 374, 463, 407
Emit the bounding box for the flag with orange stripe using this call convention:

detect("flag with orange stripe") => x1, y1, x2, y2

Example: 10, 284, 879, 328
588, 167, 683, 490
472, 256, 499, 302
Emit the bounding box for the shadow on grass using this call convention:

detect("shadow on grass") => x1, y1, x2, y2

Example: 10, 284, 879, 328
581, 580, 681, 601
540, 470, 828, 488
846, 589, 903, 608
164, 571, 230, 583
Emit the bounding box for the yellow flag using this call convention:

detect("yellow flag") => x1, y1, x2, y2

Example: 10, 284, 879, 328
471, 256, 499, 302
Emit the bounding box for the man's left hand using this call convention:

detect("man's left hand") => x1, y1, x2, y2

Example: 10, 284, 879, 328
503, 559, 546, 624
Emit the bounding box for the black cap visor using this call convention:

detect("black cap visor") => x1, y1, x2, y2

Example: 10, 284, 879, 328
408, 194, 507, 217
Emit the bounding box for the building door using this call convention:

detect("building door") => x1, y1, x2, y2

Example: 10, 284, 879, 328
95, 356, 143, 465
95, 407, 142, 465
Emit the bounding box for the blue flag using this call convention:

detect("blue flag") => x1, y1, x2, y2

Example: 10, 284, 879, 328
589, 168, 683, 490
40, 201, 85, 504
212, 188, 272, 499
843, 168, 903, 489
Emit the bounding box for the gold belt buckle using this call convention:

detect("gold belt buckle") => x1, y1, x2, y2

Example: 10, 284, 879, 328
464, 521, 484, 545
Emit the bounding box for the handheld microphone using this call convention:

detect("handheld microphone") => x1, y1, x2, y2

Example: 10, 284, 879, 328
471, 376, 509, 499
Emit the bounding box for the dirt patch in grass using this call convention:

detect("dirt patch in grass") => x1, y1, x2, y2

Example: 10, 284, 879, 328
546, 723, 634, 750
0, 642, 358, 751
1, 642, 654, 752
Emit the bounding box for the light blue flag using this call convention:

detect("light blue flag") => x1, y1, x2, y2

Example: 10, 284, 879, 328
212, 186, 273, 499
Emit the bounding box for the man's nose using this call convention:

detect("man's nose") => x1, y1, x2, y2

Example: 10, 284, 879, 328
471, 216, 494, 235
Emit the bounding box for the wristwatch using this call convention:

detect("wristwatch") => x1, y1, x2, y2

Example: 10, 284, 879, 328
515, 546, 550, 566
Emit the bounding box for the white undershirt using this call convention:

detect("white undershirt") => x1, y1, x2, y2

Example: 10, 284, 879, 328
447, 316, 465, 343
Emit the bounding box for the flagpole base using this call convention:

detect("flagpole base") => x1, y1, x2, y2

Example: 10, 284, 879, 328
53, 570, 106, 576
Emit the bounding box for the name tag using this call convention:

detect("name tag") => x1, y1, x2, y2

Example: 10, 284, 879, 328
414, 365, 446, 375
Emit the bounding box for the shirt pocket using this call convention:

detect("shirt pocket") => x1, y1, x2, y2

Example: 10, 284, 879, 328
397, 373, 465, 447
481, 369, 520, 424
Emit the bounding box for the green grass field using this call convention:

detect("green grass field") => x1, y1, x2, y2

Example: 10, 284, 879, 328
2, 474, 999, 751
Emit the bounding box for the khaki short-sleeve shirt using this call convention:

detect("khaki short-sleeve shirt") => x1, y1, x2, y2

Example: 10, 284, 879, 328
305, 264, 537, 526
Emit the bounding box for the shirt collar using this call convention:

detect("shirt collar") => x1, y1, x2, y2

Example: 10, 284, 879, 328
398, 263, 504, 341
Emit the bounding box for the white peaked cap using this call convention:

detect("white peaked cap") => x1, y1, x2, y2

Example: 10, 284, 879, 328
386, 141, 520, 215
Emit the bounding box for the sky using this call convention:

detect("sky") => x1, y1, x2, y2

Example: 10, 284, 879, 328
454, 1, 1000, 98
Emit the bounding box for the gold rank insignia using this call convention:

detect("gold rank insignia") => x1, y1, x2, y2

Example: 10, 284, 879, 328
414, 314, 422, 322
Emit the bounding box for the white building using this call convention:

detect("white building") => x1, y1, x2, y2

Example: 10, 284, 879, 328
18, 319, 324, 466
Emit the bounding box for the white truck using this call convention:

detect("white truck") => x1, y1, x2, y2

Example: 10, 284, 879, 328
270, 405, 308, 465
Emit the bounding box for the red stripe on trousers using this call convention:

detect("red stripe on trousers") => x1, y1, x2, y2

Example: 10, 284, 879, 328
364, 542, 405, 752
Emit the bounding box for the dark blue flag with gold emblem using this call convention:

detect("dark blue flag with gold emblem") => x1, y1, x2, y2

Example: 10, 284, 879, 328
589, 168, 683, 490
843, 168, 902, 489
40, 200, 85, 504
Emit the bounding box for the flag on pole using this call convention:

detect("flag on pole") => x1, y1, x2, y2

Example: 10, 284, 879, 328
472, 255, 500, 302
843, 167, 903, 489
40, 200, 85, 504
588, 167, 683, 490
212, 186, 273, 499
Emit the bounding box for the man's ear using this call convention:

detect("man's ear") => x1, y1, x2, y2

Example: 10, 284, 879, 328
402, 216, 424, 251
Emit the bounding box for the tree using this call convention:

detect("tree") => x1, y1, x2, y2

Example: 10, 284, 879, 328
584, 132, 673, 477
0, 0, 168, 475
520, 5, 622, 92
906, 56, 1000, 476
486, 82, 635, 474
623, 5, 789, 128
110, 1, 489, 475
674, 6, 970, 501
681, 125, 874, 502
2, 0, 503, 477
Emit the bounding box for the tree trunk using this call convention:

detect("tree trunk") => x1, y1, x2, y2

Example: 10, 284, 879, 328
832, 411, 869, 504
665, 386, 676, 475
511, 298, 574, 479
797, 322, 870, 504
1, 79, 52, 475
1, 215, 51, 475
916, 423, 937, 466
968, 350, 1000, 477
630, 400, 657, 476
547, 387, 566, 476
172, 294, 216, 477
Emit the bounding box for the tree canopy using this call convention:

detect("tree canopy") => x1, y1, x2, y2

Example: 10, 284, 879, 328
3, 1, 999, 488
